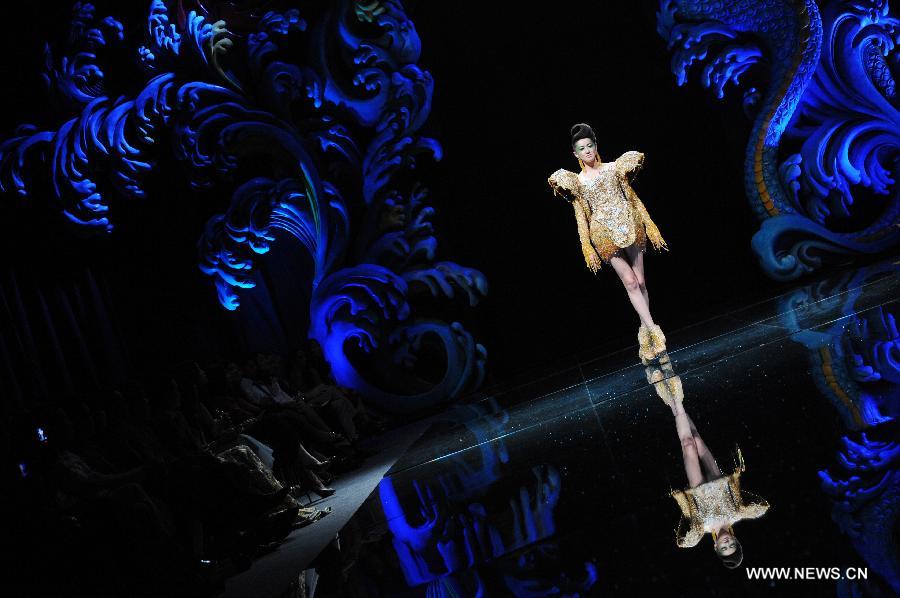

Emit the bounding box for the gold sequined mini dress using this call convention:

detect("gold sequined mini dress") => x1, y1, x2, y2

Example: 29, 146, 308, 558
670, 446, 770, 548
547, 151, 668, 269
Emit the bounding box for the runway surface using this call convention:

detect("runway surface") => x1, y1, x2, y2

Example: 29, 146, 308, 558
240, 254, 900, 596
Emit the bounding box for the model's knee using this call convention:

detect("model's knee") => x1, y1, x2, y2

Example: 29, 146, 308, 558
680, 436, 698, 452
695, 443, 710, 461
621, 276, 639, 292
635, 275, 646, 290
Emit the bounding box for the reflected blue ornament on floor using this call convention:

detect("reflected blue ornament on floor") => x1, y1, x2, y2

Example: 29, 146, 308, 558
819, 423, 900, 594
778, 260, 899, 429
378, 399, 598, 593
777, 260, 900, 592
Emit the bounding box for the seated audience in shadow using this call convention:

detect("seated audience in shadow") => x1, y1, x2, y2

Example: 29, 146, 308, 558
7, 348, 370, 596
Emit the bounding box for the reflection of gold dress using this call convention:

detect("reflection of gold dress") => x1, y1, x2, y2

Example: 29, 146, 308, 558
670, 446, 770, 548
547, 151, 668, 269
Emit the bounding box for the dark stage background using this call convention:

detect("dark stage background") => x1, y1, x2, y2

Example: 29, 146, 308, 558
406, 1, 787, 381
0, 1, 804, 393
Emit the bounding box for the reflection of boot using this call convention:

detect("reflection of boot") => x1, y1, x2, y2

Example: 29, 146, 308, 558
648, 324, 667, 356
645, 365, 664, 386
646, 366, 673, 408
638, 325, 656, 363
658, 352, 675, 377
664, 374, 683, 403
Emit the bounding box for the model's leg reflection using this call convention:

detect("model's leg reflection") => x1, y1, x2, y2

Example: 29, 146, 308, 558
673, 400, 721, 484
687, 411, 722, 479
646, 352, 683, 406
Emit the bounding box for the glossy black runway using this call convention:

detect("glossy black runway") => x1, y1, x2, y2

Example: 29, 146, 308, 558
305, 255, 899, 596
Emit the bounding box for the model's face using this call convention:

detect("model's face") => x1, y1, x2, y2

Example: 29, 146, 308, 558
572, 137, 597, 163
715, 531, 737, 556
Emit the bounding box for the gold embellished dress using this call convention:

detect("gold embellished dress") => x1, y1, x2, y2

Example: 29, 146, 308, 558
670, 446, 770, 548
547, 151, 668, 270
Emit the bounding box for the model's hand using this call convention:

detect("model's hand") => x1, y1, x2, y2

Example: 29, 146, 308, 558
584, 250, 602, 273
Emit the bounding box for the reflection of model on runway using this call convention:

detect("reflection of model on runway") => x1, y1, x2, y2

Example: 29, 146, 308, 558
669, 395, 770, 568
547, 123, 670, 363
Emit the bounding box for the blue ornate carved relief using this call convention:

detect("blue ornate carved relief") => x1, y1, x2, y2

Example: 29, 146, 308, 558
378, 399, 597, 593
657, 0, 899, 280
0, 1, 487, 414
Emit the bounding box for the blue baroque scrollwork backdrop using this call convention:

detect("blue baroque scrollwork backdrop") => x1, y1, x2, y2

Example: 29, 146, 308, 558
0, 1, 487, 414
775, 259, 899, 591
658, 0, 900, 280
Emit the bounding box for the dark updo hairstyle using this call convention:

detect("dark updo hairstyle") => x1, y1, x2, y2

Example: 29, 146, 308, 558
718, 539, 744, 569
570, 123, 597, 148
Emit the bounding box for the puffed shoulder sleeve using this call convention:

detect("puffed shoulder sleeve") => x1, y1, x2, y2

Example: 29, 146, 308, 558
547, 168, 579, 202
615, 151, 645, 183
671, 489, 703, 548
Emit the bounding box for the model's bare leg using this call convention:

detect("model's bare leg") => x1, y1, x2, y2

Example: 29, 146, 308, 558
609, 252, 654, 328
673, 400, 704, 487
625, 244, 649, 312
686, 413, 722, 479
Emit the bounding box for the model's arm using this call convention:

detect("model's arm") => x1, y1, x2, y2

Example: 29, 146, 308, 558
621, 178, 669, 251
734, 477, 770, 520
671, 491, 704, 548
573, 198, 602, 272
676, 517, 705, 548
614, 152, 668, 251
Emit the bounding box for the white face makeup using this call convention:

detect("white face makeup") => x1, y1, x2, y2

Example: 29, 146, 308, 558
573, 137, 597, 164
715, 533, 737, 556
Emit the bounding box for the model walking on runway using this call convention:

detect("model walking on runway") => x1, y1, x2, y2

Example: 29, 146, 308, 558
547, 123, 669, 363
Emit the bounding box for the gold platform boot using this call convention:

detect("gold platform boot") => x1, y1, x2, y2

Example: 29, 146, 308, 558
645, 365, 672, 408
646, 366, 683, 408
638, 324, 656, 364
648, 324, 667, 356
663, 374, 683, 403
